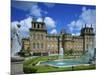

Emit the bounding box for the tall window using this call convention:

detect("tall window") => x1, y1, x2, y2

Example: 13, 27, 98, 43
34, 23, 36, 28
35, 34, 38, 39
37, 34, 39, 39
41, 43, 43, 48
35, 23, 38, 28
39, 24, 41, 28
33, 34, 35, 39
41, 34, 43, 40
41, 24, 43, 28
37, 24, 39, 28
37, 43, 39, 49
33, 43, 35, 49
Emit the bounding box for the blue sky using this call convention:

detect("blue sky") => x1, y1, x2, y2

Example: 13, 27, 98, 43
11, 1, 96, 37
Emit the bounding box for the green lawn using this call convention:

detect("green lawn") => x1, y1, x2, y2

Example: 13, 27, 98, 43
23, 55, 96, 73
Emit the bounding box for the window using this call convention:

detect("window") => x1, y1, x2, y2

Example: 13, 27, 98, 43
39, 24, 42, 28
37, 34, 39, 39
30, 35, 32, 39
41, 24, 44, 28
41, 43, 43, 48
47, 45, 50, 49
41, 34, 43, 40
36, 34, 40, 39
36, 34, 38, 40
34, 23, 36, 28
37, 43, 39, 48
37, 24, 39, 28
33, 43, 35, 49
35, 23, 38, 28
47, 37, 48, 40
33, 34, 35, 39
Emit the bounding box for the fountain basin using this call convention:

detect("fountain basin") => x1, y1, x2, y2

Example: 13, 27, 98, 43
40, 59, 89, 67
11, 56, 24, 62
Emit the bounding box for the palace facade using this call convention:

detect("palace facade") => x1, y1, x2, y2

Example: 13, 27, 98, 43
22, 20, 95, 56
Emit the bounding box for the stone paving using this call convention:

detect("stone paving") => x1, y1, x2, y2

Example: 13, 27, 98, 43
11, 62, 24, 75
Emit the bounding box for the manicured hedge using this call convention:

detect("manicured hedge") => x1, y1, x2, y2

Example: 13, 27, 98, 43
23, 56, 96, 73
23, 66, 37, 73
73, 64, 96, 71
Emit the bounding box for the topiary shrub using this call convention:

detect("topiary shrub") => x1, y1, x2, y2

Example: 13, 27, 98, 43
23, 66, 37, 73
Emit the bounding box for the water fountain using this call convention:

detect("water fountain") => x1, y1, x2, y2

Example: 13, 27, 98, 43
59, 47, 64, 60
56, 47, 65, 65
40, 44, 96, 67
80, 44, 96, 64
39, 33, 96, 67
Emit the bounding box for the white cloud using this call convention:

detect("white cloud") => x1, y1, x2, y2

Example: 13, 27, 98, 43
29, 4, 42, 18
11, 17, 33, 37
20, 16, 32, 32
67, 7, 96, 34
80, 8, 96, 25
11, 16, 57, 37
36, 17, 43, 22
50, 29, 57, 34
67, 20, 84, 33
12, 1, 47, 18
11, 21, 19, 28
29, 4, 48, 18
44, 17, 56, 29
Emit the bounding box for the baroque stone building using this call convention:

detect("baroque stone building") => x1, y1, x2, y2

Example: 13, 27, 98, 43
22, 20, 95, 56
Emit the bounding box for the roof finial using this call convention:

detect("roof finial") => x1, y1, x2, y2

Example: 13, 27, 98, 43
42, 17, 45, 23
85, 24, 86, 28
91, 24, 92, 28
61, 28, 66, 34
82, 25, 84, 28
31, 17, 35, 23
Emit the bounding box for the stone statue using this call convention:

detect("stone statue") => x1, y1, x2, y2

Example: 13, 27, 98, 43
11, 24, 22, 57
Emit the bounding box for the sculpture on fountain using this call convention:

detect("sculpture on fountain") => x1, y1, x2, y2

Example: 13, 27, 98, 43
80, 42, 96, 64
11, 24, 24, 62
11, 24, 22, 57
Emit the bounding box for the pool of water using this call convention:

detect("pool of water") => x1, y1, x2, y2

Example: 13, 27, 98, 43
40, 59, 89, 67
